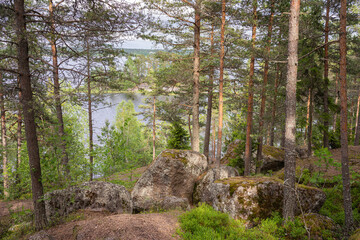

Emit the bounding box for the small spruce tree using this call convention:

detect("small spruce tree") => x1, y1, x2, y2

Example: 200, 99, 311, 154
167, 122, 190, 150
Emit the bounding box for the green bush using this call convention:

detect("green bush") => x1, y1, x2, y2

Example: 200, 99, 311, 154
177, 203, 277, 240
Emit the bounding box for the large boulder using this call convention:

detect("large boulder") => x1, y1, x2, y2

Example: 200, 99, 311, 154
193, 165, 239, 204
220, 139, 242, 165
45, 181, 132, 221
200, 176, 326, 224
131, 149, 208, 212
259, 145, 285, 173
302, 213, 341, 240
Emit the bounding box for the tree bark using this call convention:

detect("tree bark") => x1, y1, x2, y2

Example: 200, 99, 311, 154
15, 0, 47, 229
304, 88, 311, 145
216, 0, 226, 165
333, 76, 339, 132
191, 1, 201, 152
0, 73, 9, 199
269, 63, 280, 146
153, 96, 156, 161
49, 0, 70, 180
283, 0, 300, 222
307, 88, 313, 157
204, 24, 215, 160
212, 115, 216, 164
339, 0, 354, 234
86, 37, 93, 181
17, 89, 22, 169
244, 0, 257, 176
256, 0, 274, 166
323, 0, 330, 148
354, 90, 360, 145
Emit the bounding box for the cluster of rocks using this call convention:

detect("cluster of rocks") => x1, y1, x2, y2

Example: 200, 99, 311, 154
45, 147, 326, 226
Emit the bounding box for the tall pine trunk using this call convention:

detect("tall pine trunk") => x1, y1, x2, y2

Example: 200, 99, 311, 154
269, 63, 280, 146
192, 1, 201, 152
0, 73, 9, 198
307, 88, 313, 156
17, 89, 22, 169
333, 75, 339, 132
244, 0, 257, 176
354, 90, 360, 145
339, 0, 354, 234
283, 0, 300, 222
204, 24, 215, 159
216, 0, 226, 165
323, 0, 330, 148
256, 0, 274, 166
86, 37, 94, 181
15, 0, 47, 229
49, 0, 70, 180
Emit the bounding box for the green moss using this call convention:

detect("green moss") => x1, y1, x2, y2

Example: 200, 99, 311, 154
350, 229, 360, 240
262, 145, 284, 160
161, 150, 188, 165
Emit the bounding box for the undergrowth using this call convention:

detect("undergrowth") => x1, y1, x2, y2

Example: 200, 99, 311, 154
177, 203, 310, 240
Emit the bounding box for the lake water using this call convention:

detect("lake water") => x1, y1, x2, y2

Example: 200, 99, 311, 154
90, 93, 147, 142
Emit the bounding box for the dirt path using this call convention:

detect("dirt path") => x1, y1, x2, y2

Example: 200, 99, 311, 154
35, 210, 182, 240
0, 200, 33, 217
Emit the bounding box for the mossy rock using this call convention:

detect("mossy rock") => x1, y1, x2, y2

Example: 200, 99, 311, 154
303, 213, 341, 240
262, 145, 284, 160
203, 176, 326, 224
132, 150, 208, 213
350, 228, 360, 240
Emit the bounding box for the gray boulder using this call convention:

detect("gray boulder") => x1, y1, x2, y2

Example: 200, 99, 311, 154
28, 231, 53, 240
193, 165, 239, 204
131, 149, 208, 212
45, 181, 132, 221
220, 139, 242, 165
201, 176, 326, 224
259, 145, 285, 173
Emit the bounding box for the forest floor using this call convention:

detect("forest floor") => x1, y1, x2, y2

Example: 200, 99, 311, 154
2, 146, 360, 239
43, 209, 182, 240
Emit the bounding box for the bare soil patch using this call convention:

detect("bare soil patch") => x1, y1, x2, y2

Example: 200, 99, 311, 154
0, 200, 33, 217
43, 210, 182, 240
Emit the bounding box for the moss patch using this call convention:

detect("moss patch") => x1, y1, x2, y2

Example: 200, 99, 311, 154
161, 150, 188, 165
262, 145, 284, 160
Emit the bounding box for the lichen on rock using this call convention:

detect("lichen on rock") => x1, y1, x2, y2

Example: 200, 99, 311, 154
131, 149, 208, 213
199, 176, 326, 224
45, 181, 132, 221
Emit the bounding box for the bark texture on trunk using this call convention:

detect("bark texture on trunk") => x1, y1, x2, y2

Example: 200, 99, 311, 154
216, 0, 226, 165
49, 0, 70, 180
15, 0, 47, 229
244, 0, 257, 176
269, 63, 280, 146
17, 90, 22, 168
323, 0, 330, 148
0, 73, 9, 198
339, 0, 354, 234
333, 75, 339, 132
192, 1, 201, 152
204, 24, 215, 159
256, 0, 274, 166
307, 88, 313, 157
354, 90, 360, 145
283, 0, 300, 222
